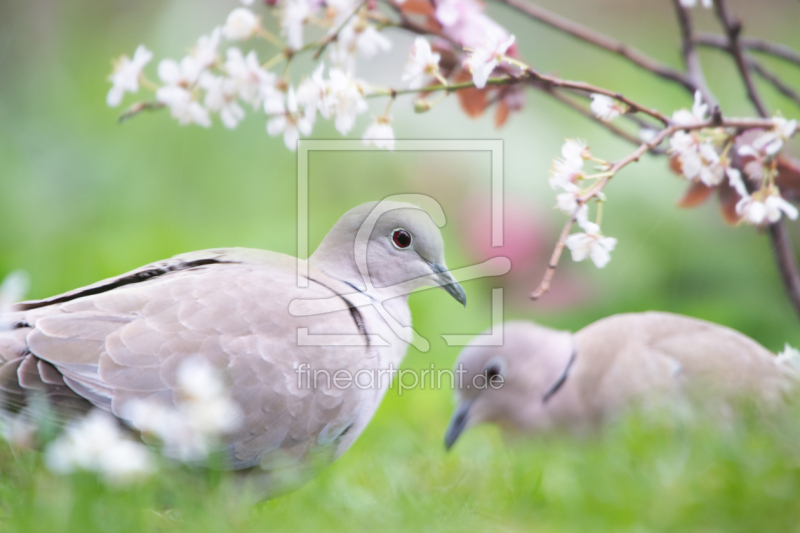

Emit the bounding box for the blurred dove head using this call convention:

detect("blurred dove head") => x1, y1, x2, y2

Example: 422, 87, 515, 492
444, 321, 574, 449
311, 201, 466, 305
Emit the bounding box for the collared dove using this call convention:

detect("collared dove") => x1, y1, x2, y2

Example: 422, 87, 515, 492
0, 201, 465, 495
445, 312, 796, 449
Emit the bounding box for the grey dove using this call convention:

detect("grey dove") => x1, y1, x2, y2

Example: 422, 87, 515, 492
0, 201, 466, 496
445, 312, 795, 449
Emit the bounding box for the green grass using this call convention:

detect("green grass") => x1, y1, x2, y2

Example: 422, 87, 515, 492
3, 397, 800, 533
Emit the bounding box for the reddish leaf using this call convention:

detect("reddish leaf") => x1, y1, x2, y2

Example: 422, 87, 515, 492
677, 181, 714, 208
717, 180, 741, 225
668, 154, 683, 177
400, 0, 435, 16
454, 71, 488, 118
494, 100, 510, 128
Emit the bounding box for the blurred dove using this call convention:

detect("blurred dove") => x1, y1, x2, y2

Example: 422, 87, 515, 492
0, 201, 465, 496
445, 312, 796, 449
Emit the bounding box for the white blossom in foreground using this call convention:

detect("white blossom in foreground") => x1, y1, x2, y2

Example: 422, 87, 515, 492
297, 65, 332, 120
668, 131, 725, 186
45, 410, 153, 485
282, 0, 311, 50
549, 139, 587, 192
402, 38, 442, 90
465, 32, 515, 89
590, 94, 626, 122
362, 116, 395, 150
565, 220, 618, 268
123, 358, 243, 462
672, 90, 708, 125
751, 117, 798, 156
777, 344, 800, 376
223, 8, 260, 41
107, 45, 153, 107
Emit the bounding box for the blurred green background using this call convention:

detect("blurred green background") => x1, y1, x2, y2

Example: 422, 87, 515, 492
2, 0, 800, 531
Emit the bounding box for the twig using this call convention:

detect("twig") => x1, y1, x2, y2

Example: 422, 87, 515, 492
769, 221, 800, 318
750, 61, 800, 111
118, 101, 164, 123
696, 32, 800, 69
535, 84, 665, 153
712, 0, 768, 117
519, 66, 671, 125
489, 0, 696, 92
672, 0, 716, 108
312, 0, 368, 60
531, 116, 781, 299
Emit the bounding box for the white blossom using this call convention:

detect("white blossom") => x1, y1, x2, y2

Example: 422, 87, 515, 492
362, 116, 395, 150
225, 48, 276, 108
267, 88, 315, 150
672, 90, 708, 125
194, 28, 222, 69
751, 117, 797, 156
123, 358, 242, 462
590, 94, 625, 122
327, 68, 368, 135
45, 410, 153, 485
199, 73, 245, 129
107, 45, 152, 107
223, 8, 260, 41
777, 344, 800, 376
282, 0, 311, 50
156, 86, 211, 127
556, 191, 579, 215
402, 38, 441, 90
549, 139, 587, 192
297, 64, 332, 120
736, 190, 798, 225
565, 221, 617, 268
465, 32, 515, 89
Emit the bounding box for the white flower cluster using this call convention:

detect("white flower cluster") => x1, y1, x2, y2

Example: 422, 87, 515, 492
121, 357, 243, 462
679, 0, 712, 8
106, 0, 518, 151
549, 139, 618, 269
45, 410, 153, 486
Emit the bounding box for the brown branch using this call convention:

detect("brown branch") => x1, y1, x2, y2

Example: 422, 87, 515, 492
118, 100, 164, 123
712, 0, 768, 117
769, 221, 800, 318
531, 116, 782, 299
750, 61, 800, 111
696, 33, 800, 69
489, 0, 696, 92
520, 67, 671, 125
672, 0, 717, 107
534, 84, 666, 154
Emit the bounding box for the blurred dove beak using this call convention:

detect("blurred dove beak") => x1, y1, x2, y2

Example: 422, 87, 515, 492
427, 262, 467, 307
444, 398, 474, 450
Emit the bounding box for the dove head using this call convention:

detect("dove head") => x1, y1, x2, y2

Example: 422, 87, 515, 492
311, 201, 466, 305
444, 321, 575, 449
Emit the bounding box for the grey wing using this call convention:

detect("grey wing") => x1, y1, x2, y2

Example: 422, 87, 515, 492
0, 251, 370, 470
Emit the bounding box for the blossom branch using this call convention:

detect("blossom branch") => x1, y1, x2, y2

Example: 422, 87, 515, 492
672, 0, 717, 108
531, 116, 784, 299
695, 33, 800, 69
489, 0, 696, 91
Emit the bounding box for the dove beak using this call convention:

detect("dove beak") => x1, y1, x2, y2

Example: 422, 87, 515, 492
427, 262, 467, 307
444, 398, 474, 450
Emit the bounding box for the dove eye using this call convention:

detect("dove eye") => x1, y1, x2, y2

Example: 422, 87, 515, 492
391, 229, 412, 249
